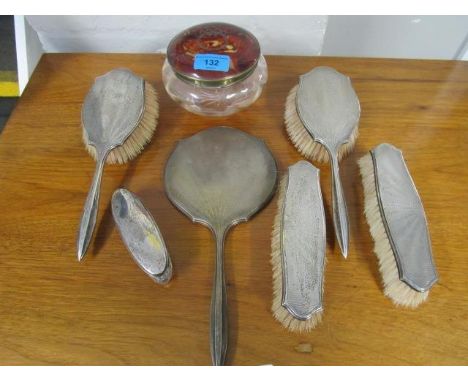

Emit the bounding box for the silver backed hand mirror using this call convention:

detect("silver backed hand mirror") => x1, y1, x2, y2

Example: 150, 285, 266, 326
164, 126, 277, 366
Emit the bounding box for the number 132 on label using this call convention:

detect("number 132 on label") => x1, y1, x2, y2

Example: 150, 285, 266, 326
194, 54, 231, 72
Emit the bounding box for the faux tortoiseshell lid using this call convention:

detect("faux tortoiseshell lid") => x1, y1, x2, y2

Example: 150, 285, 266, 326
166, 22, 261, 85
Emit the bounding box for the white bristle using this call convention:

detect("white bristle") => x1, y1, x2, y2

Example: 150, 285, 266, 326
83, 81, 159, 164
358, 153, 429, 308
284, 85, 358, 163
271, 174, 323, 332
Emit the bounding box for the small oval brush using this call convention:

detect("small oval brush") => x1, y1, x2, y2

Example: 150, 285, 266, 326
284, 66, 360, 258
77, 68, 159, 261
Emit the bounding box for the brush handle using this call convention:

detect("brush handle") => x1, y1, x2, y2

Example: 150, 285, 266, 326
330, 153, 349, 258
76, 151, 108, 261
210, 230, 228, 366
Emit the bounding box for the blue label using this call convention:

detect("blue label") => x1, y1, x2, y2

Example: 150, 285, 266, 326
193, 54, 230, 72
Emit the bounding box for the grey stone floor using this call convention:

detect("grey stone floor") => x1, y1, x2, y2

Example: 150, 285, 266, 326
0, 97, 17, 133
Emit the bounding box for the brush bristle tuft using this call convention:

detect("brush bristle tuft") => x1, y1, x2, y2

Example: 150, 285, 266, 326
358, 153, 428, 308
271, 174, 323, 332
83, 81, 159, 164
284, 85, 358, 163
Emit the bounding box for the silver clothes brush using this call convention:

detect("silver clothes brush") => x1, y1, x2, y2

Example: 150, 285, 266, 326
358, 143, 438, 308
271, 161, 326, 332
284, 67, 360, 258
77, 69, 158, 261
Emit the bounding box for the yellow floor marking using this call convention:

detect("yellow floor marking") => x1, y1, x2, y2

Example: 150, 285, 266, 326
0, 71, 19, 96
0, 82, 19, 97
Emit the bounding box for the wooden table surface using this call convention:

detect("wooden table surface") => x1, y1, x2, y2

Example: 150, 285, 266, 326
0, 54, 467, 365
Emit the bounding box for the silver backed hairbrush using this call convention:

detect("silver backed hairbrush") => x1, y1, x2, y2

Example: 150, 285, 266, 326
359, 143, 438, 307
271, 161, 326, 331
284, 67, 360, 259
77, 69, 158, 261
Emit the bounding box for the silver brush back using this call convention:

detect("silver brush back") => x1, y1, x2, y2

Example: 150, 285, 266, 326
371, 143, 438, 292
81, 69, 144, 151
296, 67, 360, 151
281, 161, 326, 319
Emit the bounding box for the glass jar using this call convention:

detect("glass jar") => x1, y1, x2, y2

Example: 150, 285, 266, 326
162, 22, 268, 117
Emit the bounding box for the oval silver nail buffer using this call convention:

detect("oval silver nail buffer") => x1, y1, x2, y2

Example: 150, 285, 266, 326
112, 188, 173, 285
